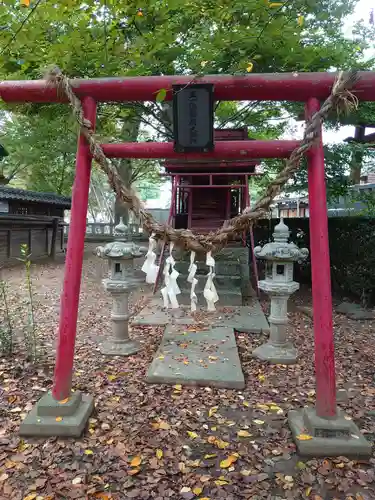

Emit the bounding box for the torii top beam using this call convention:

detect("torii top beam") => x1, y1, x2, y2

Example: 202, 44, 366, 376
0, 72, 374, 103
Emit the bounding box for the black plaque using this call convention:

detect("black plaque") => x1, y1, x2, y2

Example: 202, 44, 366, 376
172, 84, 214, 153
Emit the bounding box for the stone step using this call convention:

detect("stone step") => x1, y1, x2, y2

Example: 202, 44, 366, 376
175, 260, 241, 277
177, 291, 242, 307
177, 274, 242, 292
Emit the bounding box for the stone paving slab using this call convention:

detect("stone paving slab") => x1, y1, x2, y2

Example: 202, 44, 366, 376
132, 297, 269, 334
146, 325, 245, 389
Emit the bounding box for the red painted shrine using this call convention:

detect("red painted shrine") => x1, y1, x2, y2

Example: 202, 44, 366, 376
165, 128, 259, 233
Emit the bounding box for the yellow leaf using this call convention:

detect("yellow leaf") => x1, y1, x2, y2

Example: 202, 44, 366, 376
237, 430, 252, 438
107, 374, 117, 382
335, 462, 345, 468
253, 419, 265, 425
220, 455, 237, 468
208, 406, 218, 417
180, 487, 191, 494
215, 438, 230, 449
269, 2, 284, 6
243, 401, 250, 407
305, 487, 312, 497
210, 426, 217, 431
23, 495, 37, 500
173, 384, 182, 391
256, 404, 269, 411
296, 434, 313, 441
158, 355, 165, 360
128, 468, 140, 476
183, 360, 189, 365
199, 498, 210, 500
152, 420, 170, 430
84, 449, 94, 455
246, 63, 254, 73
297, 14, 304, 26
55, 416, 63, 422
200, 61, 208, 68
130, 456, 142, 467
204, 453, 217, 459
258, 374, 265, 382
193, 486, 203, 495
215, 479, 229, 486
156, 449, 163, 459
240, 469, 251, 476
58, 397, 69, 404
187, 431, 198, 439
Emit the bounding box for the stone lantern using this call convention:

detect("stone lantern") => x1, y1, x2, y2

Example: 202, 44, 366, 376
252, 219, 309, 364
96, 218, 147, 356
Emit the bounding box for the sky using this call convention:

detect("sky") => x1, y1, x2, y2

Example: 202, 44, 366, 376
145, 0, 375, 208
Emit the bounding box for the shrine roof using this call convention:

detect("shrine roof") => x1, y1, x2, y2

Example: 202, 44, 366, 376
0, 186, 72, 208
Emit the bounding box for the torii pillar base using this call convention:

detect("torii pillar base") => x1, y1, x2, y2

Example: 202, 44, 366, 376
288, 407, 371, 458
19, 391, 94, 438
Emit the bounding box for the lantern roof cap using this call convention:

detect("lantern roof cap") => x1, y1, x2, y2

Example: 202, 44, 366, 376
254, 219, 309, 262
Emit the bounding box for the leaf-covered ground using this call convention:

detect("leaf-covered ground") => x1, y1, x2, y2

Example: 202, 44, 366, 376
1, 249, 375, 500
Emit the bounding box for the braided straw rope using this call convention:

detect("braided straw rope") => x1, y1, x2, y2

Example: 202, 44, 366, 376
46, 68, 359, 253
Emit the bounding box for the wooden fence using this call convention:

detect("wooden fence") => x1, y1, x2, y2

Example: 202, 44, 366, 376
63, 222, 145, 241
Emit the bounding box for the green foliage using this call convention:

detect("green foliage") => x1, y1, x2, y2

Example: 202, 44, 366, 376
0, 274, 13, 356
18, 244, 37, 362
0, 0, 374, 201
253, 216, 375, 306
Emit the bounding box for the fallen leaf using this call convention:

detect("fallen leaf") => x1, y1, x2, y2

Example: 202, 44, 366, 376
10, 407, 22, 413
220, 455, 238, 469
243, 401, 250, 407
215, 479, 229, 486
187, 431, 198, 439
23, 495, 37, 500
284, 475, 294, 482
180, 487, 191, 493
208, 406, 218, 417
253, 419, 265, 425
296, 434, 313, 441
256, 404, 269, 411
130, 456, 142, 467
200, 475, 211, 482
58, 397, 69, 404
237, 430, 252, 437
156, 449, 163, 459
128, 468, 140, 476
193, 486, 203, 495
305, 486, 312, 496
204, 454, 217, 459
55, 416, 63, 422
0, 473, 9, 482
174, 384, 182, 391
72, 477, 82, 485
152, 421, 170, 430
240, 469, 251, 476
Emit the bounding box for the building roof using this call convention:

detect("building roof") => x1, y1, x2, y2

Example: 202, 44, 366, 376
0, 186, 71, 208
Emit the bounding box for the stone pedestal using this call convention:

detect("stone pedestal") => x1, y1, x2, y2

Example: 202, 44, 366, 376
253, 286, 298, 364
19, 391, 94, 437
100, 280, 141, 356
288, 407, 371, 457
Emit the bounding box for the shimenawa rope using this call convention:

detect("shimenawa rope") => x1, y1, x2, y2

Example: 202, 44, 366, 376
46, 68, 359, 254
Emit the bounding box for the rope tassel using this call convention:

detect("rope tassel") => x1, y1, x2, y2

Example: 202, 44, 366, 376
187, 251, 198, 312
161, 242, 180, 309
204, 251, 219, 311
141, 233, 159, 284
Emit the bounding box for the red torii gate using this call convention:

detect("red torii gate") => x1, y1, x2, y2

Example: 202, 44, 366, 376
2, 72, 373, 453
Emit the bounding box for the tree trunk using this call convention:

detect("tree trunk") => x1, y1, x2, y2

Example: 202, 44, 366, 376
350, 126, 365, 185
114, 112, 142, 224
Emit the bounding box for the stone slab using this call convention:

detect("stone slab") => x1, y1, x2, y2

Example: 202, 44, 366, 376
132, 298, 269, 334
146, 325, 245, 389
19, 391, 94, 438
288, 407, 372, 458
